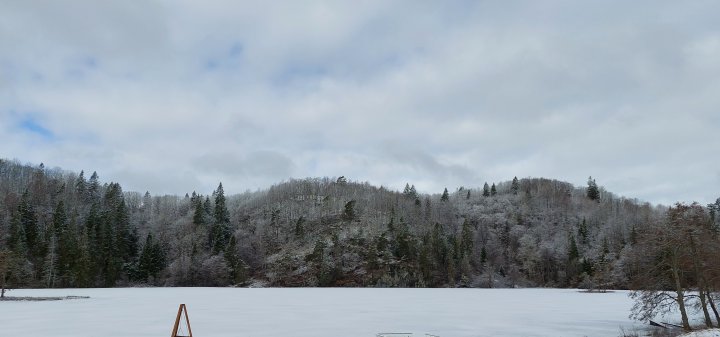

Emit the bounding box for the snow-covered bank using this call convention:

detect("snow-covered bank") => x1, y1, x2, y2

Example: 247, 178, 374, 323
0, 288, 676, 337
681, 329, 720, 337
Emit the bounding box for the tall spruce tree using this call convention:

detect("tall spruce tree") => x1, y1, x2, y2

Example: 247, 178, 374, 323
212, 183, 231, 253
587, 176, 600, 201
440, 188, 449, 202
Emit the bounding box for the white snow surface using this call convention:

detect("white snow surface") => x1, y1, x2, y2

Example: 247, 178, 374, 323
681, 329, 720, 337
1, 288, 652, 337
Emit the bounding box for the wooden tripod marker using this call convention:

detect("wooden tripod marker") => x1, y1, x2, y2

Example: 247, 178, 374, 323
170, 304, 193, 337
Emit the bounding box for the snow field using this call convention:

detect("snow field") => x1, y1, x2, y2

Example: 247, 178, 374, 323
2, 288, 654, 337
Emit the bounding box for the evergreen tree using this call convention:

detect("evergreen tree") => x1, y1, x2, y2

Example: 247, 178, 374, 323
57, 215, 79, 287
629, 225, 638, 245
466, 190, 471, 199
410, 185, 418, 200
137, 233, 166, 282
17, 192, 38, 256
343, 200, 356, 221
294, 216, 306, 239
490, 183, 497, 196
566, 234, 581, 285
424, 197, 432, 220
511, 176, 519, 195
212, 183, 231, 253
440, 188, 449, 202
460, 218, 473, 257
75, 170, 87, 199
224, 235, 246, 284
482, 182, 490, 197
52, 201, 68, 238
586, 176, 600, 201
192, 196, 205, 227
577, 218, 588, 244
142, 191, 152, 212
7, 211, 29, 261
51, 201, 69, 284
568, 234, 580, 261
88, 171, 100, 200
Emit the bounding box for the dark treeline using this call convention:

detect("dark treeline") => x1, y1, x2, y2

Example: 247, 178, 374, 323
1, 159, 719, 328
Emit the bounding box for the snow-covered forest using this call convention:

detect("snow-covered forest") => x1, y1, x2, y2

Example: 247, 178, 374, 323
1, 158, 720, 328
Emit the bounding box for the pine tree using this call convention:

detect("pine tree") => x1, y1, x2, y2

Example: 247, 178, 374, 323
212, 183, 231, 253
482, 182, 490, 197
224, 235, 246, 284
52, 201, 68, 238
294, 216, 306, 239
17, 192, 38, 255
75, 170, 87, 199
88, 171, 100, 201
568, 234, 580, 261
460, 219, 473, 257
587, 176, 600, 201
577, 218, 588, 244
8, 210, 28, 257
343, 200, 356, 221
57, 215, 79, 287
409, 185, 417, 199
192, 196, 205, 227
490, 183, 497, 196
138, 233, 166, 282
142, 191, 152, 212
629, 225, 638, 245
511, 176, 519, 195
440, 188, 449, 202
51, 201, 69, 284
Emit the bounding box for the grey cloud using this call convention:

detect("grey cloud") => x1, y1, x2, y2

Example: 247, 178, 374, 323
196, 151, 295, 178
1, 1, 719, 204
384, 147, 475, 180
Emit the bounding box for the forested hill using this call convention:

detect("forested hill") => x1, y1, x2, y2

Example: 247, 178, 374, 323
0, 158, 716, 290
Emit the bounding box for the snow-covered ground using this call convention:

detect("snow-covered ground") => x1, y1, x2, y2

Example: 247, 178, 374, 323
0, 288, 677, 337
681, 329, 720, 337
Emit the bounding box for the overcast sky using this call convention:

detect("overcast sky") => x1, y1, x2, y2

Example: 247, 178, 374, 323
2, 1, 719, 205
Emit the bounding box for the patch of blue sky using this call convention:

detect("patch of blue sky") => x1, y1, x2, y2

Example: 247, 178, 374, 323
227, 42, 243, 58
64, 55, 98, 80
271, 64, 329, 88
0, 61, 45, 84
203, 42, 243, 72
80, 56, 98, 68
18, 116, 55, 141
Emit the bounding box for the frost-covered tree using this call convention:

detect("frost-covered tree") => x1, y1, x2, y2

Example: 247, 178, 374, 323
440, 188, 449, 202
586, 176, 600, 201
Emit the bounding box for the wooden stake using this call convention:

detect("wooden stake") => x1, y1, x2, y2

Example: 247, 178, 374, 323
171, 304, 193, 337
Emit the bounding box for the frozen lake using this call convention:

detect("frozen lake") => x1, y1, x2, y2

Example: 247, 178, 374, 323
2, 288, 651, 337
